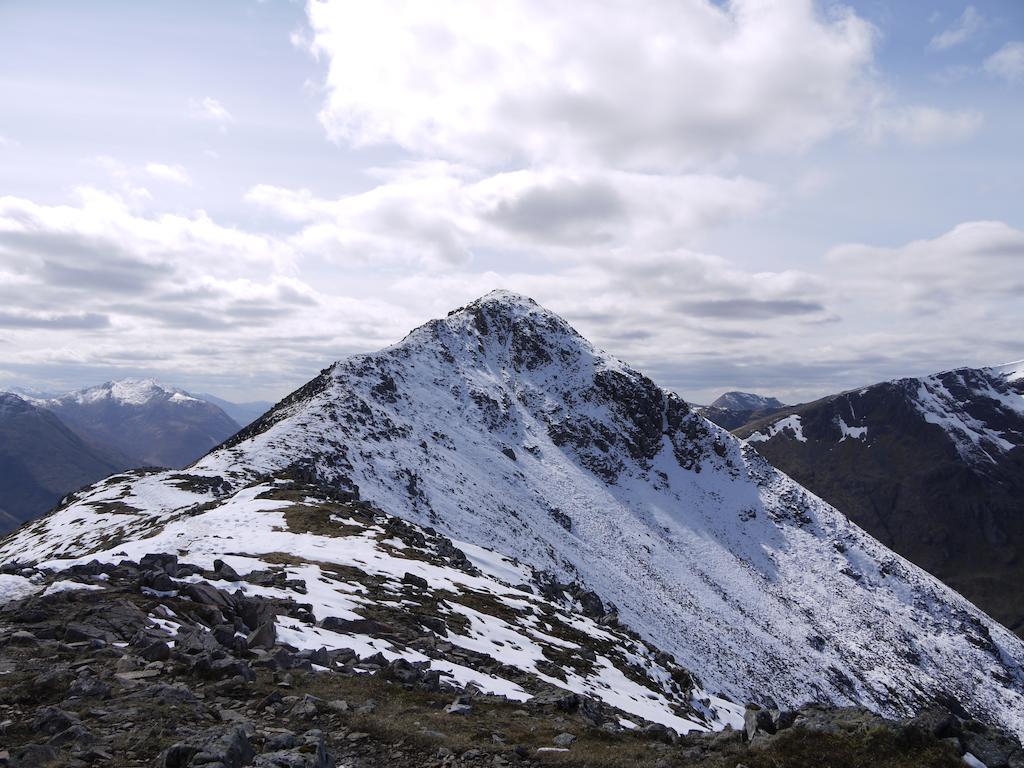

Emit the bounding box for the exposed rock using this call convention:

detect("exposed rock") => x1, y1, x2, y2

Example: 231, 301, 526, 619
162, 726, 255, 768
214, 559, 241, 581
744, 705, 775, 741
246, 622, 277, 651
445, 696, 473, 716
401, 572, 428, 590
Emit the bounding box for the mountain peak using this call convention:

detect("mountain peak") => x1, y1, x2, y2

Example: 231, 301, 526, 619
61, 378, 197, 406
387, 290, 606, 381
709, 391, 786, 412
12, 299, 1024, 741
457, 288, 540, 312
443, 290, 570, 339
0, 391, 33, 415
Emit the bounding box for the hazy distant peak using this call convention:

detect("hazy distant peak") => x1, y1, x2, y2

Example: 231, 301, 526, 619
56, 378, 198, 407
708, 391, 786, 412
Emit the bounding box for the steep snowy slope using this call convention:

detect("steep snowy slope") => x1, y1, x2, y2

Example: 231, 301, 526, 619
1, 469, 742, 734
3, 292, 1024, 740
33, 379, 241, 469
736, 361, 1024, 636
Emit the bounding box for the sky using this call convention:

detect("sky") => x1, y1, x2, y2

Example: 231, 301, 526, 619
0, 0, 1022, 405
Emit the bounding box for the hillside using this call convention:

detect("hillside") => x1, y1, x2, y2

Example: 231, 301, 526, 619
0, 393, 123, 533
736, 361, 1024, 636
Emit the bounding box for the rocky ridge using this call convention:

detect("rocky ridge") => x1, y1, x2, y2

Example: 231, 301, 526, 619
3, 292, 1024, 745
0, 551, 1015, 768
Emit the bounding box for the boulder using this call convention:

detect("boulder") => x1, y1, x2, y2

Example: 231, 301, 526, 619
31, 708, 79, 737
162, 725, 255, 768
213, 559, 241, 581
402, 572, 429, 590
139, 639, 172, 662
182, 582, 235, 613
445, 696, 473, 715
140, 553, 179, 577
246, 622, 276, 651
641, 723, 678, 744
744, 705, 776, 741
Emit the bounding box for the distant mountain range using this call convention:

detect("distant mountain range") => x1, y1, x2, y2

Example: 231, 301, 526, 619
733, 361, 1024, 636
28, 379, 241, 470
0, 380, 255, 533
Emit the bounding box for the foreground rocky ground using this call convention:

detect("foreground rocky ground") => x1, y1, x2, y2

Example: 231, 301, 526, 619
0, 559, 1021, 767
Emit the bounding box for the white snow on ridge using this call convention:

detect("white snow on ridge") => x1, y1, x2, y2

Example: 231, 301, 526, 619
39, 378, 200, 407
911, 373, 1019, 464
989, 359, 1024, 383
1, 479, 735, 733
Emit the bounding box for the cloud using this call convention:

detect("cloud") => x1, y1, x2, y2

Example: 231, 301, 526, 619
2, 181, 1021, 404
247, 165, 772, 265
827, 221, 1024, 311
144, 162, 191, 185
0, 189, 418, 393
928, 6, 983, 51
0, 311, 110, 330
188, 97, 234, 132
306, 0, 877, 170
985, 42, 1024, 83
864, 105, 982, 145
676, 298, 826, 320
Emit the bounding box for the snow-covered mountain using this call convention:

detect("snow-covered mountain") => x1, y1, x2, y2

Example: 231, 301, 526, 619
699, 391, 788, 430
4, 292, 1024, 741
0, 393, 122, 533
29, 379, 241, 470
736, 360, 1024, 637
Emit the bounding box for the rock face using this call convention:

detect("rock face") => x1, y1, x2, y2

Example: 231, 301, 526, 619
34, 379, 241, 470
0, 393, 122, 533
699, 392, 788, 431
4, 292, 1024, 741
736, 362, 1024, 636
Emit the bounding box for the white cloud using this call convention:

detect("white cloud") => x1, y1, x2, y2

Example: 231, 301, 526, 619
864, 105, 982, 145
0, 189, 416, 390
827, 221, 1024, 311
0, 183, 1021, 403
928, 6, 983, 51
188, 96, 234, 132
306, 0, 877, 170
246, 165, 772, 266
144, 162, 191, 185
985, 41, 1024, 83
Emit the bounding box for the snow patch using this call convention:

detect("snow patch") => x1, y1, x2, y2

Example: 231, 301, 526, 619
746, 414, 807, 443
